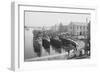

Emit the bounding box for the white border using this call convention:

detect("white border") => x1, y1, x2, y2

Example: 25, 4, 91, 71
11, 2, 97, 71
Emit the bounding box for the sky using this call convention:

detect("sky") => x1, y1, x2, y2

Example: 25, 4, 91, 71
25, 11, 90, 27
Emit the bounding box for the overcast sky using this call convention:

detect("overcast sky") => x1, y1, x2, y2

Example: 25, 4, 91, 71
25, 11, 90, 27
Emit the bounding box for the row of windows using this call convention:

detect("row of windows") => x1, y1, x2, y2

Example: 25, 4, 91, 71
70, 26, 88, 30
71, 31, 87, 35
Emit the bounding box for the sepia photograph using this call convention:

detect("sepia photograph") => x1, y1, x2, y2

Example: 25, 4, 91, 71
24, 10, 91, 62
